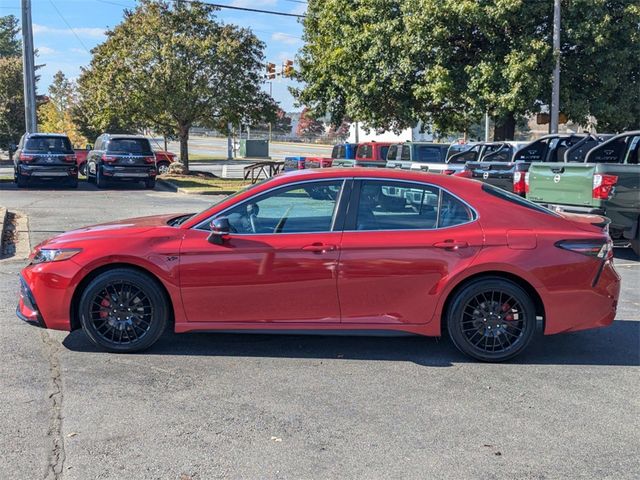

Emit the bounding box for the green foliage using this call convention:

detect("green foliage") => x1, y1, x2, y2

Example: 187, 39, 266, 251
38, 71, 88, 147
295, 0, 639, 139
76, 0, 274, 170
0, 15, 20, 57
0, 16, 24, 152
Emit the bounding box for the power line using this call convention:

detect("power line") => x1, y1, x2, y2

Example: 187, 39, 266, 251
49, 0, 91, 53
180, 0, 306, 19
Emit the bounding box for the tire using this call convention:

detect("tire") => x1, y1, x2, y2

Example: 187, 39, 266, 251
631, 219, 640, 258
96, 166, 108, 189
79, 162, 87, 176
446, 277, 537, 362
157, 162, 170, 175
68, 177, 79, 189
15, 169, 28, 188
78, 268, 169, 353
144, 178, 156, 190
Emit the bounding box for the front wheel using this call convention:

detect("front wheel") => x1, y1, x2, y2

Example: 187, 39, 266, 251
447, 277, 537, 362
79, 162, 87, 176
157, 162, 170, 175
78, 268, 169, 353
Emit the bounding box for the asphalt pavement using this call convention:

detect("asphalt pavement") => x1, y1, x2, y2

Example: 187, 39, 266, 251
0, 181, 638, 480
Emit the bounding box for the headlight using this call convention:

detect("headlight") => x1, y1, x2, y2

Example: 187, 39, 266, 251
32, 248, 82, 264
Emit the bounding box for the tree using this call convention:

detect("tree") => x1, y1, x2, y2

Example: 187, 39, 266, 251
0, 15, 24, 154
296, 107, 325, 139
326, 117, 350, 142
250, 108, 292, 135
38, 71, 88, 147
295, 1, 639, 139
0, 15, 20, 57
76, 0, 274, 171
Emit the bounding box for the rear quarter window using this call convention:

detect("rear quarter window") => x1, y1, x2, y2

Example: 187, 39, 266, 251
416, 146, 444, 163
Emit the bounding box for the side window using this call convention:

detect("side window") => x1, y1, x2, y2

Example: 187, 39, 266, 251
355, 180, 440, 231
387, 145, 398, 161
401, 145, 411, 161
331, 145, 339, 158
416, 146, 443, 163
220, 180, 343, 234
439, 191, 474, 227
380, 146, 389, 161
357, 145, 372, 159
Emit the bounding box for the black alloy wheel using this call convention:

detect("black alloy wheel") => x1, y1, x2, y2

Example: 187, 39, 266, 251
447, 278, 536, 362
78, 269, 168, 352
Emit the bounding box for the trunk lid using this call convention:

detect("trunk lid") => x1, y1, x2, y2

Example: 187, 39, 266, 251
527, 163, 596, 207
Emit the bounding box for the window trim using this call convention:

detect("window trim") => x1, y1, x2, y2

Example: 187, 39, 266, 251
193, 178, 349, 235
343, 178, 478, 232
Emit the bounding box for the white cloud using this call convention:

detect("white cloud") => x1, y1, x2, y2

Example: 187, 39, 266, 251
33, 23, 105, 39
37, 46, 57, 55
271, 32, 301, 45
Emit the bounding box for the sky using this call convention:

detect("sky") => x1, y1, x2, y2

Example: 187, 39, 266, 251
3, 0, 307, 111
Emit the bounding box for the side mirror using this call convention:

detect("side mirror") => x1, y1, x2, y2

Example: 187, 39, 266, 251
207, 217, 231, 245
86, 144, 93, 151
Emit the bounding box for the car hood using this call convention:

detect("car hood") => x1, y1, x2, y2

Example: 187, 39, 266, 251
39, 214, 184, 248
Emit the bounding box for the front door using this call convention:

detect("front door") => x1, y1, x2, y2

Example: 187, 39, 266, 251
179, 179, 347, 323
337, 179, 483, 325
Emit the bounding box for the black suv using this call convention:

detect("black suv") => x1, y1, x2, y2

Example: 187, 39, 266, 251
13, 133, 78, 188
86, 134, 157, 189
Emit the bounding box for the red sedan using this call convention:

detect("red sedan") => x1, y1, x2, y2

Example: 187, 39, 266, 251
17, 169, 620, 361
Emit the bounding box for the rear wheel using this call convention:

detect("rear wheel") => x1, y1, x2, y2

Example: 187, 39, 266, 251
78, 268, 169, 353
631, 219, 640, 257
96, 166, 108, 189
15, 169, 28, 188
79, 162, 87, 176
447, 277, 536, 362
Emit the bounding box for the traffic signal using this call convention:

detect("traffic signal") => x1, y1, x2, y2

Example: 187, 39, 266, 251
266, 62, 276, 80
283, 60, 294, 78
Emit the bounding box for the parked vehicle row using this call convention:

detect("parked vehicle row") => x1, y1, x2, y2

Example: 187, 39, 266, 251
13, 132, 178, 189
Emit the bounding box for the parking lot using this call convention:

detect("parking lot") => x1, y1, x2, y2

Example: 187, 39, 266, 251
1, 182, 638, 480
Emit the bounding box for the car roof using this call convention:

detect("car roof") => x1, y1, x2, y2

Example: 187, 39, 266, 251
24, 132, 70, 138
100, 134, 150, 140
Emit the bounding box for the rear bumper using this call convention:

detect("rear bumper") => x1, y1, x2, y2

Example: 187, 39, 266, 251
18, 163, 77, 178
543, 261, 620, 335
102, 164, 156, 179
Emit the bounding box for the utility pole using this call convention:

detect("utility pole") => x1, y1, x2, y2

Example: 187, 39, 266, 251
550, 0, 561, 134
484, 112, 490, 142
21, 0, 37, 133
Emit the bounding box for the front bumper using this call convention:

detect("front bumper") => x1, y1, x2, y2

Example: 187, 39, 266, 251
102, 165, 156, 179
19, 163, 77, 178
17, 275, 46, 327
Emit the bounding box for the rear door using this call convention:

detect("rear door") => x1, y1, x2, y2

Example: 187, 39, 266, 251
337, 179, 483, 325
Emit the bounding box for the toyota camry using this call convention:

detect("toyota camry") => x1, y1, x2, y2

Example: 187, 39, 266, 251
17, 168, 620, 361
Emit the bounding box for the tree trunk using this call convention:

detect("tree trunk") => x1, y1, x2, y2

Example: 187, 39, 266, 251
493, 112, 516, 141
179, 125, 189, 172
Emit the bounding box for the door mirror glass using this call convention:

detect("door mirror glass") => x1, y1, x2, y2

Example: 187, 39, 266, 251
207, 217, 231, 245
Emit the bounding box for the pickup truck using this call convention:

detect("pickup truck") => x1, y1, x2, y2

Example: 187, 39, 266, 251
526, 131, 640, 255
332, 142, 392, 168
385, 142, 457, 173
330, 143, 358, 162
458, 135, 605, 196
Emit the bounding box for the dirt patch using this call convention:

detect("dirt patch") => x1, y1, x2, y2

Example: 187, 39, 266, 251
1, 211, 30, 260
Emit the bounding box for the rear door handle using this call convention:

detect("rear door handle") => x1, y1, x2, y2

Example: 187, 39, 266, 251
433, 240, 469, 250
302, 243, 337, 253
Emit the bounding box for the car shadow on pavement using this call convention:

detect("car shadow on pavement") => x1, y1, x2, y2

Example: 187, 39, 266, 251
62, 319, 640, 367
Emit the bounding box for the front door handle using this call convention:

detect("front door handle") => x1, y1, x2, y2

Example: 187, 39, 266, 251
302, 243, 337, 253
433, 240, 469, 250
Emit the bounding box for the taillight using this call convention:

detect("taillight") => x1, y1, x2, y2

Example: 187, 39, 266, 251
101, 154, 117, 163
453, 170, 472, 178
144, 156, 155, 164
513, 171, 526, 194
592, 174, 617, 200
19, 153, 34, 161
64, 154, 76, 162
556, 239, 613, 260
524, 172, 530, 193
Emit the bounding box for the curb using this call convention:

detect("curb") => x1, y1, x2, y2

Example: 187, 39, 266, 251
0, 207, 7, 253
156, 179, 237, 196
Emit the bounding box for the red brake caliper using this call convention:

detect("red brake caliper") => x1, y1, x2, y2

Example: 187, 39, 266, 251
99, 297, 111, 319
502, 303, 514, 321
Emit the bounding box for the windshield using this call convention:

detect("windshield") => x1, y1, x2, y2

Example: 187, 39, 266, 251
25, 136, 73, 153
107, 138, 153, 154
